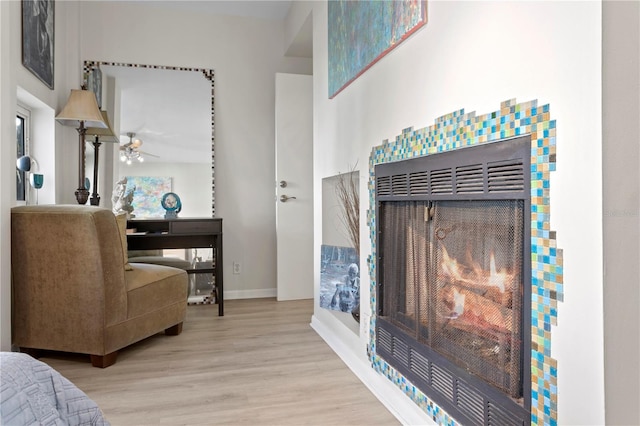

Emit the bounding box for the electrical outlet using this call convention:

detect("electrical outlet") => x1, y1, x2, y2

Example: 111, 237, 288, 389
233, 262, 241, 274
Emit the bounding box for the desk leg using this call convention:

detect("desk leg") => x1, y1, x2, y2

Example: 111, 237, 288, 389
216, 234, 223, 316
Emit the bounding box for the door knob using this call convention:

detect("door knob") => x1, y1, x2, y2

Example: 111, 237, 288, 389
280, 195, 296, 203
279, 180, 287, 188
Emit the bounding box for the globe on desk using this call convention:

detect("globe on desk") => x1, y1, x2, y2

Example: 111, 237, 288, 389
161, 192, 182, 219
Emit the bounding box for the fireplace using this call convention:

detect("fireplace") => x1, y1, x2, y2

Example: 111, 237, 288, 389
375, 136, 531, 424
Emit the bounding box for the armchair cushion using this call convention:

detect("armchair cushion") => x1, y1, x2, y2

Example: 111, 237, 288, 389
126, 263, 187, 318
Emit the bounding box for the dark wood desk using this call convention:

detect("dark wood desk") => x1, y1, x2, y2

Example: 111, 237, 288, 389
127, 218, 223, 316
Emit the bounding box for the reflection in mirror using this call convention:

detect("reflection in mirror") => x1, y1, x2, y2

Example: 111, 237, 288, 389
84, 62, 217, 304
83, 61, 215, 218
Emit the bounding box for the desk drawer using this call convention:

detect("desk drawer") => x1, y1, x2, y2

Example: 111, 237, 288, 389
171, 220, 221, 234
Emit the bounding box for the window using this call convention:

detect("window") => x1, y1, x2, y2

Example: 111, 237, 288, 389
16, 106, 31, 202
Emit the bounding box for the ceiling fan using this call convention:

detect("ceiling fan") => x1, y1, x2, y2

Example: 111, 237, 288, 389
119, 132, 158, 165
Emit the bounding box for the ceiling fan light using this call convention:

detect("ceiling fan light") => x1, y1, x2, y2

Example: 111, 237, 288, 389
120, 131, 156, 164
126, 158, 132, 165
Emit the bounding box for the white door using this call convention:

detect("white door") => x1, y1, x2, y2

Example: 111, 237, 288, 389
275, 73, 313, 301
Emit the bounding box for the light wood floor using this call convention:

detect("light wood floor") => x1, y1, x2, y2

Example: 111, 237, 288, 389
40, 298, 400, 425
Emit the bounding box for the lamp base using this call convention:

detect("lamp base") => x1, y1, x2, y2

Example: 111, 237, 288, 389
90, 194, 100, 206
75, 188, 89, 205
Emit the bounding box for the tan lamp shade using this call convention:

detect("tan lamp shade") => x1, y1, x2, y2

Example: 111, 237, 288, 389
86, 110, 119, 143
56, 89, 106, 129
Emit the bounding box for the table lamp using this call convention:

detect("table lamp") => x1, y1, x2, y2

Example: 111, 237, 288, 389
85, 110, 119, 206
55, 89, 106, 204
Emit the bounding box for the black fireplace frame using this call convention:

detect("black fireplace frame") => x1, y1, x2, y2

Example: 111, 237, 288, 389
375, 136, 532, 425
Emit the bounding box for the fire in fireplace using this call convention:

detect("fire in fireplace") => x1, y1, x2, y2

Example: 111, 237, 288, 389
375, 136, 531, 425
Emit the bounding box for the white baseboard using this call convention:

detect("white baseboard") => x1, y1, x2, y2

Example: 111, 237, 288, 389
310, 315, 434, 426
224, 288, 277, 300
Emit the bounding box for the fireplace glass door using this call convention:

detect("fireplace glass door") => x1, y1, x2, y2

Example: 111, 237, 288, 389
380, 199, 524, 399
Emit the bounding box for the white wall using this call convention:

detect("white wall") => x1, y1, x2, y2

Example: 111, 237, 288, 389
79, 1, 311, 299
311, 1, 604, 424
0, 0, 12, 352
602, 2, 640, 424
9, 0, 83, 208
0, 1, 84, 351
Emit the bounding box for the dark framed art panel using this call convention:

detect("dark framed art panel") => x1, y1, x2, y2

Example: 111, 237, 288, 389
22, 0, 55, 89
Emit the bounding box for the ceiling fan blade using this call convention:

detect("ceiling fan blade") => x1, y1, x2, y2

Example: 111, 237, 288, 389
138, 150, 160, 158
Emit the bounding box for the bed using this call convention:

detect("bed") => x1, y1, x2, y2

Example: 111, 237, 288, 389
0, 352, 109, 425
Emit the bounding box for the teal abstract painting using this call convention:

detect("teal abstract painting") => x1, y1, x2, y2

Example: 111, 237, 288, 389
126, 176, 172, 218
328, 0, 427, 98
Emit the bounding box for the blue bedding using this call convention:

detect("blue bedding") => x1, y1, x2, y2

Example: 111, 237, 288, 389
0, 352, 109, 425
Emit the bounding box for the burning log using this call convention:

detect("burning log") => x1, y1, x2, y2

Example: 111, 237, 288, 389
437, 285, 513, 336
439, 245, 515, 308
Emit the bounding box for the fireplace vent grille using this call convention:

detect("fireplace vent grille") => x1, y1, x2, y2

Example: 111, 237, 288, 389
391, 175, 408, 195
377, 319, 530, 425
488, 401, 525, 426
378, 327, 392, 353
392, 336, 410, 367
431, 363, 454, 400
409, 171, 429, 195
456, 164, 484, 194
375, 140, 527, 200
457, 381, 485, 425
487, 160, 525, 193
430, 169, 453, 194
376, 176, 391, 196
409, 349, 430, 383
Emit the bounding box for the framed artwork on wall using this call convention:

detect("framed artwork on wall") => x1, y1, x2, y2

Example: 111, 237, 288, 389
328, 0, 427, 98
320, 244, 360, 315
22, 0, 55, 89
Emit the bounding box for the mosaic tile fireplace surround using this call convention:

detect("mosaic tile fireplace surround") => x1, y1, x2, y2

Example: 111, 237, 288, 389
367, 99, 562, 426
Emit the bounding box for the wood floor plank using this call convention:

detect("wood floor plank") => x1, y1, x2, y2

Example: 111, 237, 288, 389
39, 298, 400, 425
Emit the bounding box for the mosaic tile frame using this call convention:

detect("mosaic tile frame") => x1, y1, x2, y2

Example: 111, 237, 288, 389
83, 61, 217, 217
367, 99, 562, 426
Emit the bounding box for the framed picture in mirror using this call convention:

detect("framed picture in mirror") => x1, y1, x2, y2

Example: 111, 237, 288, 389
125, 176, 172, 218
87, 67, 102, 108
